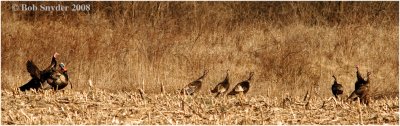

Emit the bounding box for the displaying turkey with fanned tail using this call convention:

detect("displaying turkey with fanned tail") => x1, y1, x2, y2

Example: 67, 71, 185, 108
181, 70, 208, 95
211, 70, 230, 97
19, 52, 67, 91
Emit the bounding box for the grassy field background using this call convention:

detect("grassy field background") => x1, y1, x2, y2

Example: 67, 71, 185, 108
1, 1, 399, 99
1, 1, 399, 125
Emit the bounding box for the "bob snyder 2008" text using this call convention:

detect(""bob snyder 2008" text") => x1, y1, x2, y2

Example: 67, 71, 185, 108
12, 4, 90, 12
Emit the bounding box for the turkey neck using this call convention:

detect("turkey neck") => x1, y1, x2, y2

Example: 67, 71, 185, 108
197, 70, 208, 81
247, 72, 254, 81
356, 68, 365, 82
332, 75, 337, 84
225, 71, 229, 81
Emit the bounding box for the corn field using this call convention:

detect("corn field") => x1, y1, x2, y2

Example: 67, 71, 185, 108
1, 1, 399, 125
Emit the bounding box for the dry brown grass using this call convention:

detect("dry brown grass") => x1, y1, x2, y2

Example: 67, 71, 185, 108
1, 1, 399, 125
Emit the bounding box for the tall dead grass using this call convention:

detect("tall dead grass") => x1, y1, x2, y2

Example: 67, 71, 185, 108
1, 1, 398, 98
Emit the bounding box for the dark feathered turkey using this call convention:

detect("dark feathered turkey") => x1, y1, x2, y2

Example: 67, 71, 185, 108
181, 70, 208, 95
348, 82, 370, 105
348, 66, 371, 105
19, 52, 63, 91
228, 72, 254, 95
47, 63, 69, 90
354, 65, 368, 90
211, 70, 230, 97
331, 75, 343, 99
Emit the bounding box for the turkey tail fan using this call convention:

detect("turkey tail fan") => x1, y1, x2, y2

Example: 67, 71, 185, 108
26, 60, 41, 79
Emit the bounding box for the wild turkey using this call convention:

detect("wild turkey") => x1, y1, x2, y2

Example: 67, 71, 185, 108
211, 70, 230, 97
47, 63, 69, 90
228, 72, 254, 96
331, 75, 343, 99
181, 70, 208, 95
19, 52, 60, 91
348, 71, 371, 105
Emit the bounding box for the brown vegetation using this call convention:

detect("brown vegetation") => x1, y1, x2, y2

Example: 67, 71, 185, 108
1, 1, 399, 124
2, 1, 398, 97
1, 89, 399, 125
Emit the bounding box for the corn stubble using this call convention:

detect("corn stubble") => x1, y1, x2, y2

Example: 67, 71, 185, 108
1, 1, 399, 125
1, 89, 399, 125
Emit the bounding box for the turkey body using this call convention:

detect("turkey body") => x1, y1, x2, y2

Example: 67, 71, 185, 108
348, 66, 371, 105
211, 70, 230, 97
181, 70, 208, 95
47, 64, 69, 90
331, 75, 343, 99
228, 72, 253, 96
19, 52, 69, 91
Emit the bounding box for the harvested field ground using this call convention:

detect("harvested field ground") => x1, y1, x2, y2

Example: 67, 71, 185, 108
1, 89, 399, 125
